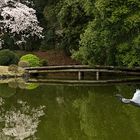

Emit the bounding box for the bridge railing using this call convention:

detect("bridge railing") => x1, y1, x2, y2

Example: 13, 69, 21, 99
25, 65, 140, 81
25, 65, 140, 71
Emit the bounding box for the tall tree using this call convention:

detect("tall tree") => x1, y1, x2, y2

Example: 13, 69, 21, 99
0, 0, 43, 49
73, 0, 140, 67
57, 0, 94, 54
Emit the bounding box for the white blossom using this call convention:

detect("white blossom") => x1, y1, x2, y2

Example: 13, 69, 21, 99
0, 0, 43, 47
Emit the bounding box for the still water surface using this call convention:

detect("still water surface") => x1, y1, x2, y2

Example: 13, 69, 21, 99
0, 81, 140, 140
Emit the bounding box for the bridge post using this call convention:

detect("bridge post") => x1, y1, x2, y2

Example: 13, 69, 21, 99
96, 71, 99, 80
78, 71, 82, 80
78, 71, 84, 80
78, 71, 81, 80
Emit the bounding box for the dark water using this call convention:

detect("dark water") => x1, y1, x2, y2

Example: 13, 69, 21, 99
0, 81, 140, 140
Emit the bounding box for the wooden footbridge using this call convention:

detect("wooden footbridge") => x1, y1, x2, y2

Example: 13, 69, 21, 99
24, 65, 140, 84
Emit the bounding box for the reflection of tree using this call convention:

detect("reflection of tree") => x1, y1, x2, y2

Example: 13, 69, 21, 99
0, 84, 16, 98
122, 105, 140, 136
25, 83, 39, 90
1, 83, 140, 140
115, 84, 135, 98
0, 98, 46, 140
73, 91, 98, 139
8, 78, 39, 90
73, 85, 140, 140
115, 85, 140, 137
40, 85, 88, 140
0, 97, 4, 106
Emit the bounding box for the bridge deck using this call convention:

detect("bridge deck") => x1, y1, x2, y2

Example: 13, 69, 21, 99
25, 65, 140, 81
25, 65, 140, 75
27, 68, 140, 75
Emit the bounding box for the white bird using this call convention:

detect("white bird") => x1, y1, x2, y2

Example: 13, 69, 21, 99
115, 89, 140, 107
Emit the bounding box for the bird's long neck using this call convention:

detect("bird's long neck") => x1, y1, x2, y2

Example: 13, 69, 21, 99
121, 98, 131, 104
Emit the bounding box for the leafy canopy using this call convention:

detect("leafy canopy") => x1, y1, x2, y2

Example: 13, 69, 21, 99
72, 0, 140, 67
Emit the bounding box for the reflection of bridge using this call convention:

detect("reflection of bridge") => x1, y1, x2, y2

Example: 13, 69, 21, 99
25, 65, 140, 84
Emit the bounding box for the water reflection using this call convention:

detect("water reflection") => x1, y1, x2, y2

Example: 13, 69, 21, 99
0, 98, 46, 140
0, 84, 16, 98
0, 79, 140, 140
0, 78, 39, 90
56, 96, 65, 105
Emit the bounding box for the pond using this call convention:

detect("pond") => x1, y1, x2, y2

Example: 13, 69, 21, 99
0, 80, 140, 140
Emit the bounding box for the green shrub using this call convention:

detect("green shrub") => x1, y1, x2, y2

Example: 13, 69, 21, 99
40, 59, 48, 66
0, 49, 19, 66
20, 54, 41, 67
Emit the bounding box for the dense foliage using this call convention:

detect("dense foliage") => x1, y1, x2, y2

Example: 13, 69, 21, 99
0, 0, 140, 67
0, 49, 19, 66
33, 0, 140, 67
20, 54, 41, 67
73, 0, 140, 67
